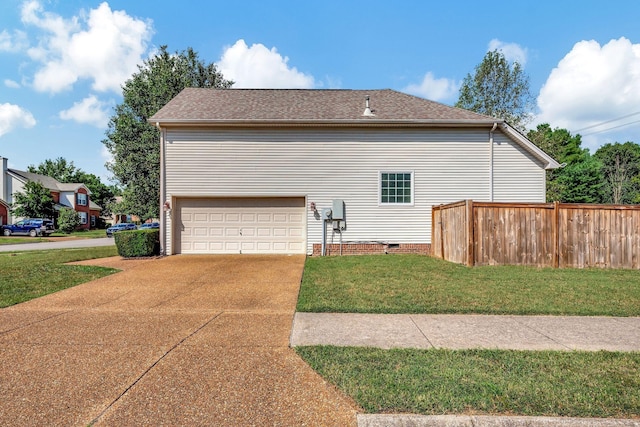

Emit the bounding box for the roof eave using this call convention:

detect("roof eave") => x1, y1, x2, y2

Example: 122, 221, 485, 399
499, 123, 560, 170
149, 118, 503, 128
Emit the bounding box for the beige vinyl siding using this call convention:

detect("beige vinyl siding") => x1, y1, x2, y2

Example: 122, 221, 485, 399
164, 128, 547, 254
492, 133, 547, 202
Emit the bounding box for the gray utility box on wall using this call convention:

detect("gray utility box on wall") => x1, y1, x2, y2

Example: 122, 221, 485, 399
332, 199, 345, 220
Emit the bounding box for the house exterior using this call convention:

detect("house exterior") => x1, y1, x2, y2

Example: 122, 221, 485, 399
149, 88, 559, 256
0, 157, 101, 229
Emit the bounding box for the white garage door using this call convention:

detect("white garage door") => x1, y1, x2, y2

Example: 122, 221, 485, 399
175, 197, 306, 254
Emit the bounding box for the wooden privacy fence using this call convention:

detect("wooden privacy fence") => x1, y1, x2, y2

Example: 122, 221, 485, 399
432, 200, 640, 269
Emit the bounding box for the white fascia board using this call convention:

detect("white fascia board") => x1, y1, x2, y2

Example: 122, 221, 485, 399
499, 123, 561, 170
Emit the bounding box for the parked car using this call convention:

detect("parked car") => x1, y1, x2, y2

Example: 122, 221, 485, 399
2, 218, 55, 237
139, 222, 160, 230
106, 223, 137, 237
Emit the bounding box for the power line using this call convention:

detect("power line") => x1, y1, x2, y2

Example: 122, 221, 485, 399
573, 111, 640, 133
580, 119, 640, 136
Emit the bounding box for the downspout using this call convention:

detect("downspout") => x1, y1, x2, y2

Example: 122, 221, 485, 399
157, 122, 166, 255
489, 122, 497, 201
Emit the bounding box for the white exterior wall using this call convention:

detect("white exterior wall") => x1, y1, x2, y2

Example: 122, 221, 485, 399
164, 128, 547, 254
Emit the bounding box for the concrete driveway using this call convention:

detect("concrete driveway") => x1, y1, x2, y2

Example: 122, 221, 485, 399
0, 255, 358, 426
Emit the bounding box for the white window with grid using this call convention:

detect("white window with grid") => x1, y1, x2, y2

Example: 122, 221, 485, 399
379, 171, 413, 205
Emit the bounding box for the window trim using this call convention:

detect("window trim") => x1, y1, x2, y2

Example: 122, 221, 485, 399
378, 170, 414, 206
77, 193, 88, 206
79, 211, 88, 224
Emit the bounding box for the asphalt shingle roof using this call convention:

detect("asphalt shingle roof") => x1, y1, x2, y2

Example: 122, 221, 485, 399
8, 169, 91, 195
149, 88, 499, 124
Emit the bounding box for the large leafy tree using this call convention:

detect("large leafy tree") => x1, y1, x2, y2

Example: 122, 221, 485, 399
455, 50, 534, 130
526, 124, 590, 202
12, 181, 56, 219
103, 46, 233, 220
28, 157, 118, 216
594, 142, 640, 204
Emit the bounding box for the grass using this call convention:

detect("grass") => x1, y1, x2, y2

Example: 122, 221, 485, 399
297, 254, 640, 316
0, 236, 47, 245
0, 229, 107, 245
0, 246, 119, 307
50, 229, 108, 238
296, 346, 640, 418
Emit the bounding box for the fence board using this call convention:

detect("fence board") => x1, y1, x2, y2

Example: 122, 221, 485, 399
433, 200, 640, 269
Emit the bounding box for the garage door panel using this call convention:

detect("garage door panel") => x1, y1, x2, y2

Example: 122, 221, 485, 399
176, 198, 305, 254
193, 227, 208, 237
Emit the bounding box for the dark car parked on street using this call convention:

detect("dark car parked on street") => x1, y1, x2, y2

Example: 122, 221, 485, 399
2, 218, 55, 237
106, 223, 137, 237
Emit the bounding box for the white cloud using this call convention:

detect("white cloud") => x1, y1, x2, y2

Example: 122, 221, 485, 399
488, 39, 528, 66
59, 95, 110, 128
403, 72, 460, 102
536, 37, 640, 149
4, 79, 21, 88
217, 39, 315, 88
21, 1, 153, 94
0, 29, 28, 52
0, 103, 36, 137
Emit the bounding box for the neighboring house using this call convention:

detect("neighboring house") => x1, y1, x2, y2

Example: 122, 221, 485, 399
0, 157, 101, 229
105, 196, 140, 225
149, 88, 559, 256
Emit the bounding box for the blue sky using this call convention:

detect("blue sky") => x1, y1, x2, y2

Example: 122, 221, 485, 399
1, 0, 640, 183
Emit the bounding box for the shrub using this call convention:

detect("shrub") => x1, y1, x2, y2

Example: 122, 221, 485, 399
57, 207, 81, 233
114, 229, 160, 258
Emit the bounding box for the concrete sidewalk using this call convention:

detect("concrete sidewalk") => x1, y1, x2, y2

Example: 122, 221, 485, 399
291, 312, 640, 351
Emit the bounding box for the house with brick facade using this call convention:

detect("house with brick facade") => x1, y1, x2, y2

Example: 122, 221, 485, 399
150, 88, 559, 256
0, 156, 101, 229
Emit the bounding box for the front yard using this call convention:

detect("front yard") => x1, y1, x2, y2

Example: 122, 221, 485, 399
0, 246, 118, 307
297, 254, 640, 316
296, 254, 640, 419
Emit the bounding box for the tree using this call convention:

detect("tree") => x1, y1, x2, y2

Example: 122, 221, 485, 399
28, 157, 78, 182
555, 156, 604, 203
594, 142, 640, 204
103, 46, 233, 220
455, 50, 534, 130
526, 124, 590, 202
57, 207, 81, 233
28, 158, 118, 217
11, 181, 56, 219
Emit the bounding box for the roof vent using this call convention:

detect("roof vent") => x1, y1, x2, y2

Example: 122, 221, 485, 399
363, 95, 375, 116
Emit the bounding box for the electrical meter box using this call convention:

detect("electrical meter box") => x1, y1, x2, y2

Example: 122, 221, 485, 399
332, 199, 345, 220
321, 208, 332, 220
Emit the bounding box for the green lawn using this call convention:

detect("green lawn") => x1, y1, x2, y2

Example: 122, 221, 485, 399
0, 236, 47, 245
296, 346, 640, 418
297, 255, 640, 316
0, 246, 119, 307
50, 229, 108, 238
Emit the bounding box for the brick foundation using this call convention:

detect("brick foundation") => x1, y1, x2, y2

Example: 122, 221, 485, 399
312, 243, 431, 256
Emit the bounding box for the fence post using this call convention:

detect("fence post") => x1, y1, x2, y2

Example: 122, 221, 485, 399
553, 201, 560, 268
466, 199, 474, 267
